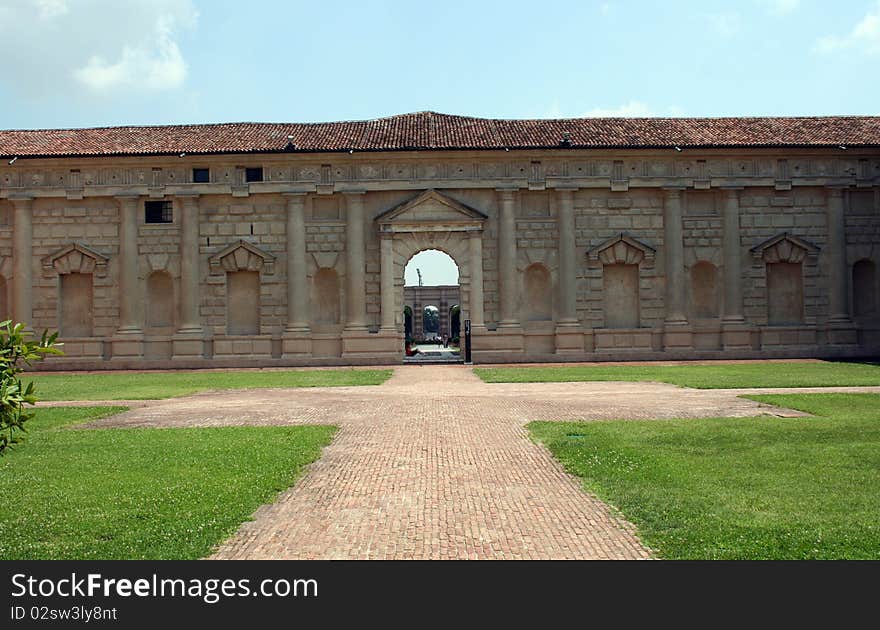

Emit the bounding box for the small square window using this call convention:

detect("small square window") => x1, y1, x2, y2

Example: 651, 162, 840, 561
145, 200, 173, 224
192, 168, 210, 183
245, 167, 264, 183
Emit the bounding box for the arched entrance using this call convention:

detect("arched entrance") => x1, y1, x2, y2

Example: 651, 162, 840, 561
375, 189, 487, 361
403, 249, 461, 359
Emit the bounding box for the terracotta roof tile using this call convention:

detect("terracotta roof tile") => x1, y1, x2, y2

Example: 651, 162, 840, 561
1, 111, 878, 158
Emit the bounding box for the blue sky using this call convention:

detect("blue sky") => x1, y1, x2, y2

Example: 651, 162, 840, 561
1, 0, 878, 284
0, 0, 878, 130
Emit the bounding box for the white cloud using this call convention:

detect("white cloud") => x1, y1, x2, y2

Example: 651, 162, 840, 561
599, 2, 611, 16
0, 0, 197, 98
816, 1, 880, 54
761, 0, 800, 15
74, 15, 187, 90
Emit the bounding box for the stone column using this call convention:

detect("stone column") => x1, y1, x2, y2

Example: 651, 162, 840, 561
663, 188, 687, 324
344, 192, 367, 330
284, 193, 309, 332
826, 187, 850, 323
556, 188, 578, 325
116, 195, 142, 333
497, 188, 519, 327
468, 230, 485, 327
380, 232, 396, 331
721, 188, 744, 323
177, 194, 202, 333
11, 196, 33, 327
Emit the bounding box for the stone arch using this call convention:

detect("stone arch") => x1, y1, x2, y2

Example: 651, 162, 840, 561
394, 233, 470, 332
312, 267, 341, 329
523, 263, 553, 322
690, 261, 720, 320
853, 259, 877, 318
145, 271, 175, 331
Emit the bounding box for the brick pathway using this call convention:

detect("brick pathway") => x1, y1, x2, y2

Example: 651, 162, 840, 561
75, 366, 876, 560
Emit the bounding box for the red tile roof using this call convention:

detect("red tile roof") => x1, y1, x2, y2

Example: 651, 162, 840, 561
1, 111, 879, 158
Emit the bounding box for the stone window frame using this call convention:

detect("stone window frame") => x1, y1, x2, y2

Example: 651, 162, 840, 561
41, 242, 109, 339
587, 233, 657, 330
749, 232, 820, 327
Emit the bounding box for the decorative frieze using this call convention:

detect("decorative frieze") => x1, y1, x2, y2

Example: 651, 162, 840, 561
1, 156, 877, 197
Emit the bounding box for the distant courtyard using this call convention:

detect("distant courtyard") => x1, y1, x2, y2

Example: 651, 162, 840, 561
1, 360, 878, 560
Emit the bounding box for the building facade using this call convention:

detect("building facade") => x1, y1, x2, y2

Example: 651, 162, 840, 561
0, 111, 878, 368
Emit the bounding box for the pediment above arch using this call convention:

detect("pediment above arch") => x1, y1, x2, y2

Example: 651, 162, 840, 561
42, 242, 109, 276
209, 239, 276, 274
750, 233, 819, 263
376, 189, 487, 233
587, 233, 656, 266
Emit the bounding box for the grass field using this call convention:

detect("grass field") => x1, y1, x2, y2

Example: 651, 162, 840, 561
529, 393, 880, 559
475, 361, 880, 389
28, 368, 393, 401
0, 407, 336, 559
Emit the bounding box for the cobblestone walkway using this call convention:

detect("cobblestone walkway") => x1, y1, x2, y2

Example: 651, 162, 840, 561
75, 366, 870, 560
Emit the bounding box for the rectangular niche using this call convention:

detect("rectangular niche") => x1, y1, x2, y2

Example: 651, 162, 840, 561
312, 197, 340, 220
767, 262, 804, 325
684, 191, 718, 216
226, 270, 260, 335
603, 263, 640, 328
60, 272, 93, 337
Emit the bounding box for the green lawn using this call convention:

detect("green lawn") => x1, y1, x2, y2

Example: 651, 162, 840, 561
475, 361, 880, 389
29, 368, 393, 401
0, 407, 336, 559
529, 393, 880, 559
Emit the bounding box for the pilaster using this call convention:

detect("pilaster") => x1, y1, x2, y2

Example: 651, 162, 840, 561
555, 187, 583, 353
282, 192, 311, 357
720, 187, 753, 350
496, 188, 520, 329
663, 187, 691, 350
173, 193, 205, 360
825, 186, 857, 346
10, 196, 33, 328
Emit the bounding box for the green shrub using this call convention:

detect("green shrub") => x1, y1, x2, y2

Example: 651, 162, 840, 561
0, 322, 62, 456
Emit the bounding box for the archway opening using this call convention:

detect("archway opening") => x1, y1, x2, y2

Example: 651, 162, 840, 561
403, 249, 461, 360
